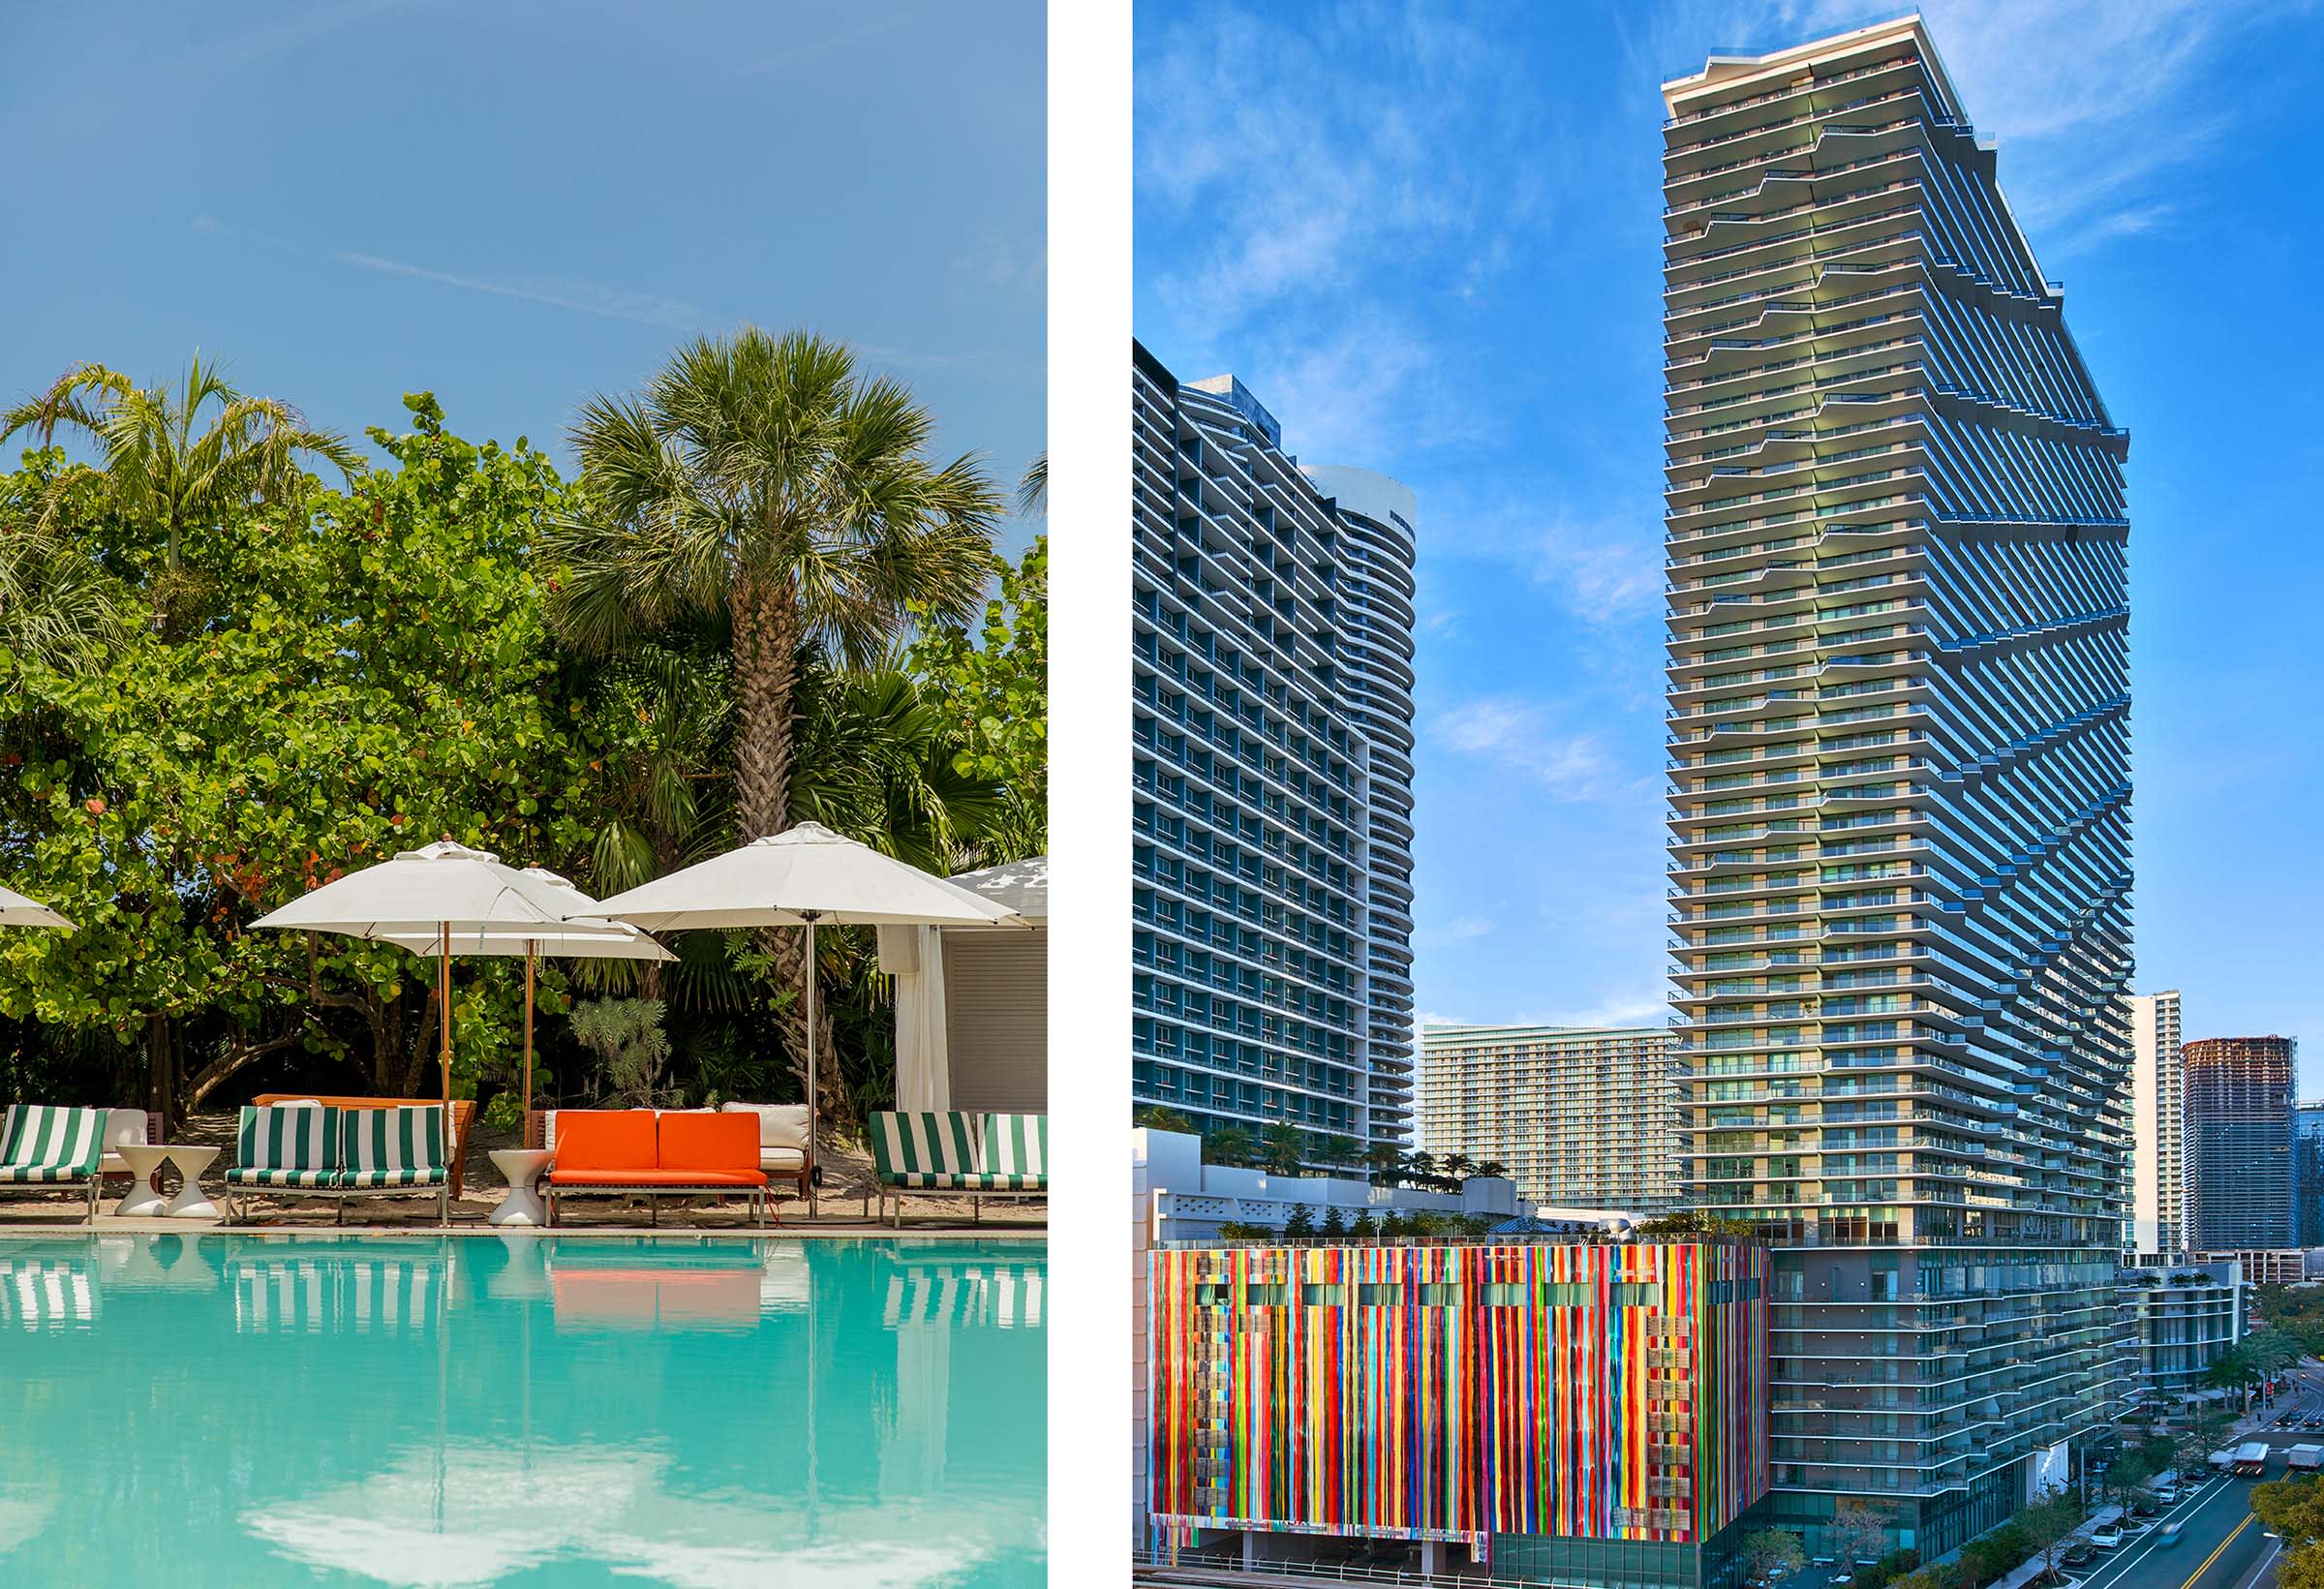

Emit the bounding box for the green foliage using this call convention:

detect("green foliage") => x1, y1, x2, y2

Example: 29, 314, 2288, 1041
2253, 1475, 2324, 1589
1349, 1208, 1376, 1239
1319, 1205, 1346, 1238
1955, 1520, 2030, 1589
1739, 1529, 1807, 1584
2, 391, 588, 1113
1135, 1105, 1195, 1134
570, 997, 673, 1107
906, 535, 1045, 863
1259, 1121, 1307, 1176
1282, 1204, 1315, 1238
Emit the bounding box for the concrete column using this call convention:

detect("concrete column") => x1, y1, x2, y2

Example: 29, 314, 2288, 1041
1420, 1539, 1448, 1575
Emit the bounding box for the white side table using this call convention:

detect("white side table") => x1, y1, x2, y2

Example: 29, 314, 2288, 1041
113, 1144, 171, 1218
161, 1145, 221, 1218
488, 1147, 552, 1228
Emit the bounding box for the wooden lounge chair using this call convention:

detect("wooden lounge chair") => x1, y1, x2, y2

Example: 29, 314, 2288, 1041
870, 1110, 1048, 1226
222, 1102, 451, 1225
0, 1104, 107, 1223
544, 1110, 769, 1227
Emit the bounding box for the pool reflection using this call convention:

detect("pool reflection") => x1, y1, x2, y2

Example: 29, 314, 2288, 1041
0, 1235, 1046, 1586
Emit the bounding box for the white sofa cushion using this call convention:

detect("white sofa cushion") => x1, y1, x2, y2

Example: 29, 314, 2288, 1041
721, 1103, 810, 1172
99, 1106, 149, 1175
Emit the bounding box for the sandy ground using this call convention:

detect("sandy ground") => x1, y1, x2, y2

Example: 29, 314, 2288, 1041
0, 1109, 1045, 1235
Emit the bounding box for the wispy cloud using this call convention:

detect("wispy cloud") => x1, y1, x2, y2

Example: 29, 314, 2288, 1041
1415, 914, 1496, 946
336, 251, 706, 330
1430, 696, 1618, 798
1137, 0, 1549, 461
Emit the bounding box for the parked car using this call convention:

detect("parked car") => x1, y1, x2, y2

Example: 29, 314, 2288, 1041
2063, 1543, 2095, 1567
2090, 1527, 2125, 1550
2129, 1499, 2158, 1518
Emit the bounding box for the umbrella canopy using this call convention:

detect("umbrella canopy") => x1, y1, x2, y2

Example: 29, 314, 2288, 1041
591, 822, 1022, 932
0, 883, 73, 931
250, 840, 582, 939
251, 842, 608, 1117
593, 823, 1023, 1190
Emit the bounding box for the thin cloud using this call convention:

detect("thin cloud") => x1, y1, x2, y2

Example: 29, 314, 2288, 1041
1430, 696, 1614, 797
337, 252, 706, 330
1415, 914, 1496, 946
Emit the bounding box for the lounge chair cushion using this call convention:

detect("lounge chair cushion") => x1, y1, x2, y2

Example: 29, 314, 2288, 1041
0, 1105, 106, 1182
870, 1111, 979, 1185
225, 1167, 339, 1188
980, 1114, 1047, 1184
338, 1167, 448, 1188
553, 1111, 658, 1174
547, 1167, 767, 1187
342, 1105, 446, 1179
656, 1112, 763, 1180
238, 1103, 340, 1175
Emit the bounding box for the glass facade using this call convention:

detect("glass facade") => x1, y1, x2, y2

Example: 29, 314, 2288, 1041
2182, 1037, 2295, 1251
1661, 18, 2134, 1556
1130, 342, 1418, 1155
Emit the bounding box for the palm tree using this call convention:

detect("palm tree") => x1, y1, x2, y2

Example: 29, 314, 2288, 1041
1407, 1150, 1437, 1182
1361, 1142, 1407, 1187
1442, 1151, 1476, 1182
1259, 1122, 1307, 1176
0, 513, 121, 674
1206, 1125, 1257, 1169
0, 355, 363, 585
547, 328, 1002, 1097
1475, 1159, 1509, 1180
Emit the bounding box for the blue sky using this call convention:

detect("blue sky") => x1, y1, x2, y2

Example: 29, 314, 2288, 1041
1, 0, 1045, 545
1135, 1, 2324, 1086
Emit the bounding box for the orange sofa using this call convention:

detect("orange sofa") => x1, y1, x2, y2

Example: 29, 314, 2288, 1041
544, 1110, 770, 1227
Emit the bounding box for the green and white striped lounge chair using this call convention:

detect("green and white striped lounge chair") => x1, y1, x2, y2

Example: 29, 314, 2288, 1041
336, 1106, 450, 1224
869, 1110, 1048, 1226
224, 1103, 340, 1221
0, 1105, 108, 1222
225, 1104, 450, 1225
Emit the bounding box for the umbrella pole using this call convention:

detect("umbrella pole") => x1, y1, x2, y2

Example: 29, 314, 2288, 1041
439, 922, 452, 1115
804, 911, 820, 1218
523, 942, 536, 1135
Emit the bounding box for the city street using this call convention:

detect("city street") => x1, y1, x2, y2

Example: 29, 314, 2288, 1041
2078, 1365, 2324, 1589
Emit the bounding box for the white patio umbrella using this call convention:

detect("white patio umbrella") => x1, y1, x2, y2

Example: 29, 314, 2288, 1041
0, 883, 72, 930
592, 822, 1022, 1161
376, 869, 674, 1131
249, 841, 604, 1116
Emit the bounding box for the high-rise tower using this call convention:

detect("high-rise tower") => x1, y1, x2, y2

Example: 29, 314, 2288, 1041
1662, 16, 2133, 1556
1131, 343, 1420, 1156
2182, 1036, 2295, 1251
2126, 991, 2185, 1256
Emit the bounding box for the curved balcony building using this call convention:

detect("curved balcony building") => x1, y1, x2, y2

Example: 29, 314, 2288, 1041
1304, 466, 1420, 1135
1661, 16, 2133, 1558
1132, 344, 1421, 1158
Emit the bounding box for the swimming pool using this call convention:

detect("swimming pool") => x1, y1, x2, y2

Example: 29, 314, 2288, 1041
0, 1234, 1045, 1586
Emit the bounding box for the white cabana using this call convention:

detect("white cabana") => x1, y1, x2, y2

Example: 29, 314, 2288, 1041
593, 823, 1022, 1158
0, 883, 72, 930
249, 841, 611, 1114
880, 856, 1047, 1115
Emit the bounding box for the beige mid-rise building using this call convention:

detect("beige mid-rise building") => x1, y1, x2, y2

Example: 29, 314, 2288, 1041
1418, 1024, 1677, 1209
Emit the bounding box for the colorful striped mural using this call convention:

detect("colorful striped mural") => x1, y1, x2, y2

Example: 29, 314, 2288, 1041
1149, 1241, 1767, 1546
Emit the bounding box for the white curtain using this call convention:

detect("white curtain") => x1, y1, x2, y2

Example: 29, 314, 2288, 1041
880, 924, 950, 1112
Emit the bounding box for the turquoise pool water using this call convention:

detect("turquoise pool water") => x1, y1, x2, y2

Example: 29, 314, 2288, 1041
0, 1234, 1045, 1586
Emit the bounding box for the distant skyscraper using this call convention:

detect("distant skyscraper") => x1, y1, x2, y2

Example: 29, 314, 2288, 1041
1419, 1024, 1678, 1210
1663, 15, 2132, 1556
1130, 342, 1419, 1155
2183, 1036, 2296, 1251
2127, 991, 2185, 1255
2295, 1102, 2324, 1247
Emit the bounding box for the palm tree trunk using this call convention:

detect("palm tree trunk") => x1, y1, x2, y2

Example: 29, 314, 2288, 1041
731, 568, 829, 1130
